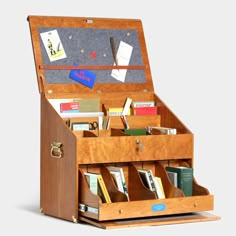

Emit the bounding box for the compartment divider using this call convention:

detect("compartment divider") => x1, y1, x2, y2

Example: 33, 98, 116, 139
128, 163, 157, 201
179, 161, 210, 196
155, 162, 184, 198
100, 165, 128, 202
79, 169, 102, 208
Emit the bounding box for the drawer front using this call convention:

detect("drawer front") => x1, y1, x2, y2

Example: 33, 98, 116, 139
80, 195, 214, 221
77, 133, 193, 164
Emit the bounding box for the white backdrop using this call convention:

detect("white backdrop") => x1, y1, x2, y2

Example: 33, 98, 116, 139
1, 0, 234, 235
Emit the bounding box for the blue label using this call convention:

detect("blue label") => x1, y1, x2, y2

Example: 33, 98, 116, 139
69, 64, 96, 89
152, 204, 166, 212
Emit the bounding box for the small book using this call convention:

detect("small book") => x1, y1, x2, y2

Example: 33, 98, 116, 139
108, 107, 132, 116
166, 166, 193, 196
153, 176, 165, 199
134, 106, 157, 115
69, 64, 96, 89
138, 169, 158, 198
74, 98, 100, 112
84, 172, 99, 195
84, 172, 111, 203
60, 102, 79, 113
166, 171, 178, 187
122, 97, 132, 116
107, 166, 129, 200
109, 170, 124, 193
97, 175, 112, 203
132, 101, 155, 107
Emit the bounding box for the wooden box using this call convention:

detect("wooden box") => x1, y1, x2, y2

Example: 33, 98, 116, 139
27, 15, 220, 229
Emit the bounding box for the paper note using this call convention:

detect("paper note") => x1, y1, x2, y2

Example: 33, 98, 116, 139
111, 41, 133, 82
40, 30, 67, 62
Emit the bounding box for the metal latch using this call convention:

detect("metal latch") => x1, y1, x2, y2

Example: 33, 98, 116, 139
79, 203, 98, 215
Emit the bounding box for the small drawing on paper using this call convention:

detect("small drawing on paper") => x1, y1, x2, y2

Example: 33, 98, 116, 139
40, 30, 67, 62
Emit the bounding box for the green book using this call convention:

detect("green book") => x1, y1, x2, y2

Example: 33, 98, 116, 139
124, 128, 147, 136
166, 166, 193, 196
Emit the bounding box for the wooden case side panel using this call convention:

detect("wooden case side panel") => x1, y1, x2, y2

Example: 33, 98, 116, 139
40, 96, 78, 222
155, 94, 192, 134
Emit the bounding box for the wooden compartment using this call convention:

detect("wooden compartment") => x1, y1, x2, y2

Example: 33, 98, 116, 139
27, 15, 220, 229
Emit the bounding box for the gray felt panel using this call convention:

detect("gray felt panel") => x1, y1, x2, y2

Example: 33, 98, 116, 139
38, 27, 146, 84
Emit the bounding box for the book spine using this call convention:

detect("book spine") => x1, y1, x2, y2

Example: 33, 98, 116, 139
110, 171, 124, 193
166, 167, 193, 196
119, 170, 129, 200
178, 169, 193, 197
154, 177, 165, 199
97, 175, 111, 203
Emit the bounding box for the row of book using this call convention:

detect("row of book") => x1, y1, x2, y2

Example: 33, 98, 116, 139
108, 99, 157, 116
84, 165, 193, 203
50, 97, 157, 116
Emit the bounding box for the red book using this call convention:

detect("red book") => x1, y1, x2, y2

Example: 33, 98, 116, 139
134, 106, 157, 115
60, 102, 79, 113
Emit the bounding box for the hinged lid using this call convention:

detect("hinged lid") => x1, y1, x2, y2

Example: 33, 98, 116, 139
28, 15, 154, 95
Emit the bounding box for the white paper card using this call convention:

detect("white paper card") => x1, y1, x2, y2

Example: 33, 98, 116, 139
111, 41, 133, 82
40, 30, 67, 62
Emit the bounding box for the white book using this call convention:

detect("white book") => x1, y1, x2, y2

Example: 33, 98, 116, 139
109, 170, 124, 193
167, 171, 178, 187
107, 166, 129, 200
153, 176, 165, 199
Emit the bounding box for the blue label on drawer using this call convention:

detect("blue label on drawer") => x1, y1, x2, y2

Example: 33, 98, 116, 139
152, 203, 166, 212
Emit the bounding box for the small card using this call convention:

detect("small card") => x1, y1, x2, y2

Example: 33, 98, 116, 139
111, 41, 133, 82
69, 64, 96, 89
40, 29, 67, 62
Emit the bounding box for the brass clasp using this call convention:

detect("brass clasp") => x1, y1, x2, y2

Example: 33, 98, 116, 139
50, 142, 63, 159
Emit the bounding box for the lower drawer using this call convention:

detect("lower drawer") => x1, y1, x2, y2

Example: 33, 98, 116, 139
79, 195, 214, 221
78, 162, 217, 224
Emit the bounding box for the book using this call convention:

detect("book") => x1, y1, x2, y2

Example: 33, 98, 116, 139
166, 166, 193, 196
84, 172, 111, 203
69, 64, 96, 89
124, 128, 147, 136
153, 176, 165, 199
84, 172, 99, 195
132, 101, 155, 107
134, 106, 157, 115
74, 98, 100, 112
122, 97, 132, 116
167, 171, 178, 187
108, 107, 132, 116
97, 174, 112, 203
107, 166, 129, 200
60, 101, 79, 113
109, 170, 124, 193
49, 98, 100, 114
138, 169, 158, 198
149, 126, 177, 135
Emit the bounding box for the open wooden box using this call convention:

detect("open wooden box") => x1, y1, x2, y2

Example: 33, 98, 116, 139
28, 15, 220, 229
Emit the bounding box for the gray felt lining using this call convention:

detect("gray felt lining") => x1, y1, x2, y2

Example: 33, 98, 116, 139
38, 27, 146, 84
